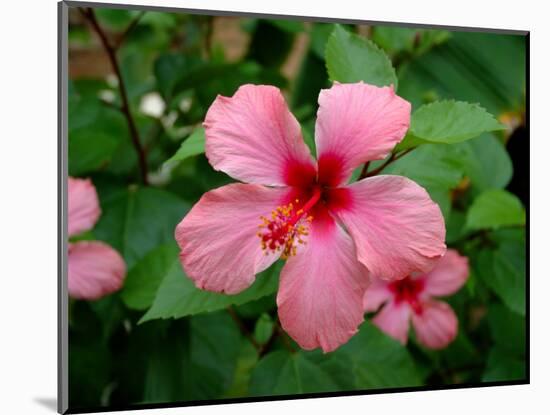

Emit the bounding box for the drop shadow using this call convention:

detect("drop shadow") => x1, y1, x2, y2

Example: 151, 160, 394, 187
34, 397, 57, 412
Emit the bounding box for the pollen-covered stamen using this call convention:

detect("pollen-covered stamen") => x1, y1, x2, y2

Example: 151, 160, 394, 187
257, 187, 321, 259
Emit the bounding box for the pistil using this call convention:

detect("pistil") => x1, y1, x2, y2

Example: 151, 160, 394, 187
257, 187, 321, 259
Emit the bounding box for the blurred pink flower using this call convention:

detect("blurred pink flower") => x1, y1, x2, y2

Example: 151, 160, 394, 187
68, 177, 126, 300
364, 249, 469, 349
176, 83, 446, 352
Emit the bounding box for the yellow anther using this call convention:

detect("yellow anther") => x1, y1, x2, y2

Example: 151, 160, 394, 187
256, 198, 316, 260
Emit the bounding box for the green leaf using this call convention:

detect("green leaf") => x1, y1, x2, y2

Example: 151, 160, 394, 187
371, 27, 450, 56
325, 25, 398, 87
395, 133, 511, 203
398, 100, 504, 150
142, 333, 191, 403
249, 351, 342, 396
143, 313, 242, 402
382, 144, 463, 220
233, 291, 275, 319
68, 90, 132, 176
154, 53, 187, 100
119, 50, 156, 102
439, 332, 481, 373
95, 9, 137, 30
492, 237, 526, 315
68, 95, 101, 133
94, 185, 189, 268
429, 188, 452, 222
121, 243, 179, 310
372, 26, 417, 54
89, 296, 126, 342
310, 23, 336, 60
466, 190, 525, 230
69, 339, 111, 407
446, 209, 467, 244
270, 19, 305, 34
69, 130, 120, 175
476, 231, 526, 315
170, 59, 286, 110
482, 348, 525, 382
291, 50, 330, 112
249, 321, 421, 396
414, 30, 451, 55
140, 261, 282, 323
384, 145, 463, 191
454, 133, 513, 193
339, 321, 422, 388
190, 313, 243, 387
487, 303, 525, 357
224, 340, 259, 398
253, 313, 274, 345
304, 350, 357, 390
398, 32, 526, 116
164, 127, 205, 166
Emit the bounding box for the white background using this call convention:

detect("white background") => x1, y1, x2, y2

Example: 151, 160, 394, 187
0, 0, 546, 414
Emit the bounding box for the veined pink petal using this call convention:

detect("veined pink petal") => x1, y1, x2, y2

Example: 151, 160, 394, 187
422, 249, 469, 297
175, 183, 287, 294
68, 241, 126, 300
333, 175, 446, 281
363, 277, 392, 312
277, 211, 370, 352
411, 300, 458, 349
315, 82, 411, 186
68, 177, 101, 237
204, 84, 316, 187
372, 301, 411, 345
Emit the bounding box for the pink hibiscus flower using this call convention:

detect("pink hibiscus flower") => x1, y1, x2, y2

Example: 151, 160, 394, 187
364, 249, 469, 349
175, 82, 446, 352
68, 177, 126, 300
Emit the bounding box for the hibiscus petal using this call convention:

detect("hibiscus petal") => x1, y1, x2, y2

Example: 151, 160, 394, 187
277, 212, 370, 352
422, 249, 469, 297
176, 183, 288, 294
68, 241, 126, 300
411, 300, 458, 349
333, 175, 446, 281
372, 301, 411, 345
204, 84, 316, 187
363, 277, 392, 312
315, 82, 411, 186
68, 177, 101, 237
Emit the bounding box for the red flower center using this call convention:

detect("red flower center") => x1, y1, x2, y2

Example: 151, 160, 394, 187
389, 276, 425, 314
258, 187, 321, 259
258, 157, 354, 259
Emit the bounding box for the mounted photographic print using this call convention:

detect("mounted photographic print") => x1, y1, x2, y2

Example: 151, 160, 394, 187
58, 1, 529, 413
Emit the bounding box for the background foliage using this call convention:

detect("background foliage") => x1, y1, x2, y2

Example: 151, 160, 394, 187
68, 6, 527, 410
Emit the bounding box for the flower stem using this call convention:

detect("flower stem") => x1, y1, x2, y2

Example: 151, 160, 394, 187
79, 8, 149, 185
360, 147, 415, 179
113, 11, 146, 50
227, 306, 260, 350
